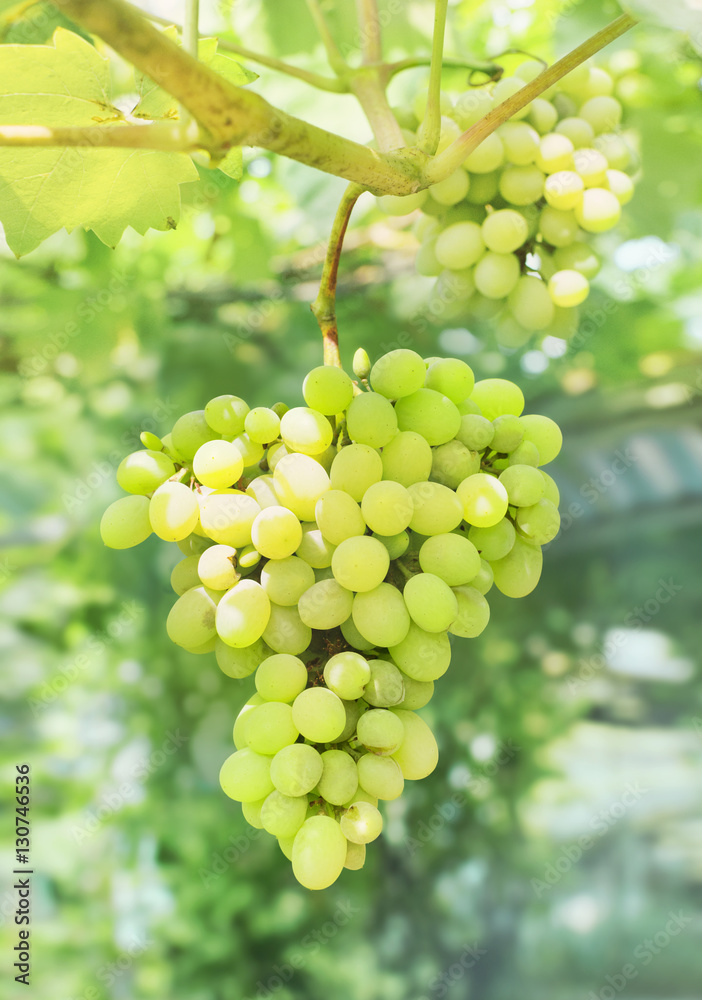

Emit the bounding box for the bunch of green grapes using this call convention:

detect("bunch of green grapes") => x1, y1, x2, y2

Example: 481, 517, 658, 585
101, 348, 562, 890
380, 60, 638, 347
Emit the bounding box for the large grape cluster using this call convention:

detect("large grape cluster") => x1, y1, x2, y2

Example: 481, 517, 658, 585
380, 60, 638, 346
101, 349, 562, 890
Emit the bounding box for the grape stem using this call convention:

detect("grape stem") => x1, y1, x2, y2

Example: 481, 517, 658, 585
385, 55, 501, 79
182, 0, 199, 58
417, 0, 450, 156
423, 13, 638, 184
305, 0, 348, 76
356, 0, 382, 65
311, 183, 364, 367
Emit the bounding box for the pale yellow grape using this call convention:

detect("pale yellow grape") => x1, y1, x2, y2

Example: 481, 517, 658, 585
456, 414, 494, 450
548, 269, 589, 307
357, 708, 405, 755
471, 378, 524, 419
429, 169, 470, 205
331, 536, 390, 593
491, 75, 532, 119
220, 748, 274, 802
193, 440, 244, 490
498, 464, 546, 506
605, 169, 634, 205
263, 603, 311, 655
346, 392, 398, 448
528, 98, 558, 134
402, 572, 458, 632
544, 171, 584, 210
535, 133, 574, 173
574, 187, 621, 233
472, 558, 495, 595
330, 443, 382, 501
216, 579, 271, 647
231, 433, 264, 468
260, 555, 314, 606
539, 206, 579, 248
431, 440, 480, 489
449, 585, 490, 638
184, 636, 218, 655
246, 474, 279, 509
395, 388, 461, 446
340, 801, 383, 845
370, 348, 426, 400
315, 490, 366, 545
166, 585, 219, 648
100, 495, 152, 549
499, 164, 546, 206
573, 147, 608, 188
509, 440, 540, 467
324, 651, 371, 700
466, 171, 500, 205
298, 578, 353, 629
519, 414, 563, 464
481, 209, 529, 254
292, 687, 346, 743
198, 544, 239, 590
474, 251, 521, 298
233, 694, 265, 748
116, 449, 175, 495
373, 529, 408, 557
498, 121, 540, 164
390, 709, 439, 780
434, 222, 485, 271
388, 623, 451, 682
161, 435, 182, 462
171, 554, 200, 595
463, 132, 504, 173
360, 481, 414, 536
381, 430, 432, 486
352, 583, 410, 648
407, 480, 463, 535
215, 636, 267, 679
508, 276, 556, 331
296, 523, 335, 568
205, 395, 249, 436
516, 498, 561, 544
273, 452, 330, 521
271, 743, 323, 797
251, 505, 302, 559
416, 236, 443, 277
397, 675, 434, 710
199, 489, 261, 547
260, 790, 307, 838
457, 473, 508, 528
418, 533, 481, 586
555, 116, 595, 148
424, 358, 475, 403
292, 815, 348, 890
266, 442, 288, 471
302, 365, 354, 414
580, 95, 622, 132
559, 63, 589, 96
171, 410, 217, 461
584, 66, 615, 97
344, 840, 367, 871
318, 749, 359, 805
340, 616, 376, 652
594, 133, 631, 170
468, 518, 516, 561
255, 653, 308, 702
240, 545, 260, 569
357, 754, 404, 801
280, 407, 332, 457
452, 88, 494, 128
244, 407, 281, 444
149, 481, 199, 542
244, 701, 299, 755
491, 535, 543, 598
241, 798, 266, 829
363, 659, 404, 707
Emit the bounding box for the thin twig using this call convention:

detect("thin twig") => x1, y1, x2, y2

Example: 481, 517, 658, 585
311, 183, 364, 367
424, 13, 638, 184
417, 0, 450, 155
305, 0, 348, 75
0, 122, 196, 151
356, 0, 381, 65
386, 55, 501, 78
183, 0, 198, 58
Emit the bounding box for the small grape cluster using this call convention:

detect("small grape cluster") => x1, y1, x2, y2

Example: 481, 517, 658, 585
101, 349, 562, 890
380, 60, 638, 346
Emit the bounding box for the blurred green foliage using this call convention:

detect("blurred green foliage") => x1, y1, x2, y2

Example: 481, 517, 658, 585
1, 2, 701, 999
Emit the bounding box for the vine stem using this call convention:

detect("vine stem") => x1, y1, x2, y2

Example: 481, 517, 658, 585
417, 0, 449, 156
349, 0, 404, 153
311, 183, 364, 368
386, 54, 501, 79
424, 12, 638, 184
0, 122, 197, 150
356, 0, 381, 65
305, 0, 348, 75
183, 0, 199, 58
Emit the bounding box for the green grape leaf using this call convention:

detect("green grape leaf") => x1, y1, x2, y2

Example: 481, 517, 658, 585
0, 28, 198, 256
132, 30, 258, 122
621, 0, 702, 49
0, 1, 93, 45
216, 147, 244, 180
